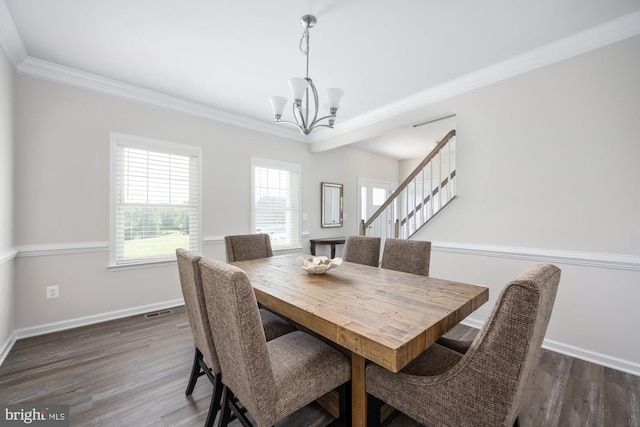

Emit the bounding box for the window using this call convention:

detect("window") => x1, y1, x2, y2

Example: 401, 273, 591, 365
110, 134, 201, 266
252, 158, 301, 251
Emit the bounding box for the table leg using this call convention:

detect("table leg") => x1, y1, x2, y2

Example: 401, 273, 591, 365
330, 244, 336, 259
310, 241, 316, 256
351, 352, 367, 427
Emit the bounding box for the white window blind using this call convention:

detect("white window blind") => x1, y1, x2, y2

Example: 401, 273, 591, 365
111, 134, 201, 266
252, 158, 301, 251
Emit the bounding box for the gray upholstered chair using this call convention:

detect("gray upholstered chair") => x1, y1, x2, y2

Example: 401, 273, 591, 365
366, 264, 561, 427
380, 238, 431, 276
198, 258, 352, 427
342, 235, 381, 267
175, 249, 296, 427
224, 233, 273, 262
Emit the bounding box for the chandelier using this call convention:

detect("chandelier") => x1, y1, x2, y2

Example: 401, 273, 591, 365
269, 15, 344, 136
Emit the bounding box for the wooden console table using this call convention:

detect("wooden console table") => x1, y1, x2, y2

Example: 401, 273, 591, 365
309, 237, 346, 258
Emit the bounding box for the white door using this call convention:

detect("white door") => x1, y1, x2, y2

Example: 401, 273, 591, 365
357, 178, 396, 241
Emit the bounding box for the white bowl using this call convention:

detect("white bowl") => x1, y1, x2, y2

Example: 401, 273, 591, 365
296, 256, 343, 275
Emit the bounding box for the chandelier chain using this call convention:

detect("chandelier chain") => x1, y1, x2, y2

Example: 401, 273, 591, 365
299, 27, 310, 56
299, 27, 311, 78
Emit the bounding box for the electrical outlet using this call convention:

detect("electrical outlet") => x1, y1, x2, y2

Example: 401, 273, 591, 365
46, 285, 60, 299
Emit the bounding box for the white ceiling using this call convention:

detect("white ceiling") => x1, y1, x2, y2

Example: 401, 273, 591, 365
3, 0, 640, 159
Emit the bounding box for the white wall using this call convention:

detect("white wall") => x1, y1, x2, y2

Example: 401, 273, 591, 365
409, 35, 640, 368
12, 74, 398, 329
0, 45, 15, 360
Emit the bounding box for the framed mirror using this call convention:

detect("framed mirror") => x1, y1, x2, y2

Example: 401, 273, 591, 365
321, 182, 343, 228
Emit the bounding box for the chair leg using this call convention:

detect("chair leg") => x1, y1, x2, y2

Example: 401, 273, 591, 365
199, 355, 216, 385
218, 386, 253, 427
366, 394, 382, 427
229, 396, 252, 427
339, 382, 352, 427
204, 373, 224, 427
326, 382, 352, 427
217, 386, 233, 427
185, 347, 204, 395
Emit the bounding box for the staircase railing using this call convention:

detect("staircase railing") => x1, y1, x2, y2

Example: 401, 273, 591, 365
360, 129, 456, 239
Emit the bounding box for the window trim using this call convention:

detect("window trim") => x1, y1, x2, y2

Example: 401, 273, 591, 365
109, 133, 202, 268
251, 157, 302, 252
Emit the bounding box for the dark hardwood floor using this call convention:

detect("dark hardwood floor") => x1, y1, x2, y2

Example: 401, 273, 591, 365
0, 306, 638, 426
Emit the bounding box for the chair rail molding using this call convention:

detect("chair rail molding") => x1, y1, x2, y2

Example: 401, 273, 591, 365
432, 241, 640, 272
11, 239, 639, 271
203, 231, 310, 246
0, 247, 17, 264
15, 241, 109, 257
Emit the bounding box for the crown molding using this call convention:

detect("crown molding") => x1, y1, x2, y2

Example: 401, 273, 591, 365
0, 0, 27, 66
16, 57, 307, 143
3, 8, 640, 145
319, 10, 640, 145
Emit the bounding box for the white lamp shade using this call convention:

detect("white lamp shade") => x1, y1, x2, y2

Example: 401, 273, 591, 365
288, 78, 309, 101
326, 88, 344, 110
269, 96, 287, 117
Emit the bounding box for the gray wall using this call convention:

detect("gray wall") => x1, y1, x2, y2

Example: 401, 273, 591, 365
0, 45, 15, 358
410, 35, 640, 367
3, 31, 640, 374
12, 74, 398, 329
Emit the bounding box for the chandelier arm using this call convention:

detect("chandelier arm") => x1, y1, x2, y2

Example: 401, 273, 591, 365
306, 78, 320, 127
292, 101, 307, 129
274, 120, 308, 133
309, 114, 337, 128
308, 123, 335, 132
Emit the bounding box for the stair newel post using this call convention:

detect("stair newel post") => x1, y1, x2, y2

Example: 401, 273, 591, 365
359, 219, 365, 236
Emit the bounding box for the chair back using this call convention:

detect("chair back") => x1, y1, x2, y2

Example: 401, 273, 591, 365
464, 264, 561, 425
224, 233, 273, 262
176, 248, 220, 374
380, 238, 431, 276
199, 258, 277, 423
343, 235, 381, 267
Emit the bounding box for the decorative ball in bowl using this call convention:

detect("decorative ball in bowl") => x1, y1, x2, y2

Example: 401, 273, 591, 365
296, 256, 343, 275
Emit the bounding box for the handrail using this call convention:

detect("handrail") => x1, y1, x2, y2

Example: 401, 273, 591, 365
361, 129, 456, 233
399, 170, 456, 227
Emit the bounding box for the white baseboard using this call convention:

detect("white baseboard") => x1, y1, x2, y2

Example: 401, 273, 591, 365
542, 338, 640, 377
0, 330, 17, 367
460, 318, 640, 377
13, 298, 185, 341
2, 303, 639, 377
0, 298, 185, 368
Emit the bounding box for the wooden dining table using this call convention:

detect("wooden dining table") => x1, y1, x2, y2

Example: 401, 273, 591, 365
231, 253, 489, 426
